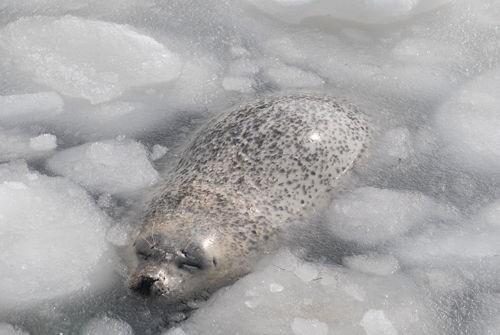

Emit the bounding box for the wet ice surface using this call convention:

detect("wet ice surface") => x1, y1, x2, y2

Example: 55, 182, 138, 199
0, 0, 499, 334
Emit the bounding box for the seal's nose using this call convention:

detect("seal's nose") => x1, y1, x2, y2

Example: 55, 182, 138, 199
130, 275, 158, 297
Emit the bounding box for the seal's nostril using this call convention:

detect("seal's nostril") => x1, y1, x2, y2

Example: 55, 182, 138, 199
131, 275, 158, 297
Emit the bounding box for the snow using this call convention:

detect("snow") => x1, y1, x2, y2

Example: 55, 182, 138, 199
46, 138, 159, 194
81, 316, 134, 335
0, 0, 499, 334
0, 16, 182, 104
0, 161, 111, 309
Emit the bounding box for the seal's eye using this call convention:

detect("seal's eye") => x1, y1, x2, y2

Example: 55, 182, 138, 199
175, 249, 205, 271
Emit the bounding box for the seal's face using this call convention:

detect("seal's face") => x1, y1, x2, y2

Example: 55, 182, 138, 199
129, 225, 252, 303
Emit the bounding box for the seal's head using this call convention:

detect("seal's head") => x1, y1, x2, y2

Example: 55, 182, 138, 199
129, 215, 267, 303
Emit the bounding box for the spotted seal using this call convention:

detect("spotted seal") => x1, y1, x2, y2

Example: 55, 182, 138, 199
130, 95, 370, 302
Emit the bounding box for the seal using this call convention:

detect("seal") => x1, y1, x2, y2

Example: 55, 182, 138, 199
129, 95, 370, 302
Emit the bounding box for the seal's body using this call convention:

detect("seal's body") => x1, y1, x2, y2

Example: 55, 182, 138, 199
130, 96, 369, 302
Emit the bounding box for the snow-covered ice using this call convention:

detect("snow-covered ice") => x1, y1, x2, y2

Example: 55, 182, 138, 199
434, 68, 500, 176
167, 250, 436, 334
46, 138, 159, 195
80, 316, 134, 335
29, 134, 57, 151
0, 161, 111, 309
371, 127, 414, 166
0, 16, 182, 104
0, 0, 499, 334
0, 128, 57, 162
150, 144, 168, 161
360, 310, 398, 335
327, 187, 455, 246
394, 198, 500, 283
222, 76, 255, 93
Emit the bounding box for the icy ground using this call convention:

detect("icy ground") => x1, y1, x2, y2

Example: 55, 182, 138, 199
0, 0, 499, 334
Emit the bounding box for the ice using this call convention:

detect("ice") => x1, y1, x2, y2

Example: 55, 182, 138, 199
481, 294, 500, 335
291, 317, 328, 335
29, 134, 57, 151
168, 56, 223, 108
0, 92, 63, 126
269, 282, 284, 292
343, 254, 400, 276
371, 127, 414, 166
0, 0, 499, 333
46, 138, 159, 194
106, 223, 135, 247
327, 187, 453, 246
227, 59, 260, 77
0, 128, 39, 161
263, 38, 306, 65
165, 329, 187, 335
0, 0, 142, 18
0, 323, 30, 335
434, 68, 500, 175
478, 198, 500, 227
89, 101, 140, 119
80, 316, 134, 335
343, 283, 366, 302
0, 128, 57, 162
395, 198, 500, 274
223, 56, 259, 93
0, 16, 182, 104
168, 250, 436, 334
150, 144, 168, 161
0, 161, 111, 309
222, 76, 255, 93
245, 0, 452, 24
293, 262, 320, 282
360, 310, 398, 335
391, 38, 459, 66
53, 101, 158, 139
265, 64, 324, 89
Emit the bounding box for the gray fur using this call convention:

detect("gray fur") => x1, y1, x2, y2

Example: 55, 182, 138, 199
130, 95, 370, 302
